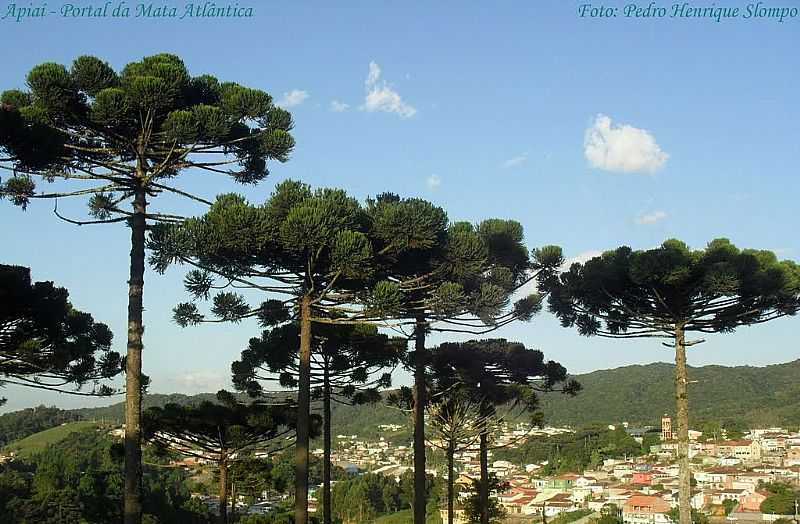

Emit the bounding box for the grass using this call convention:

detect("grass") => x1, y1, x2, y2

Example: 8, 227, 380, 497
370, 509, 443, 524
2, 420, 99, 459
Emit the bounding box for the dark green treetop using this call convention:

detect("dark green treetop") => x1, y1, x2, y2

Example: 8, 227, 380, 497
232, 321, 405, 406
143, 390, 304, 462
429, 339, 581, 423
0, 53, 293, 217
149, 180, 380, 324
365, 193, 562, 331
541, 238, 800, 340
0, 264, 121, 401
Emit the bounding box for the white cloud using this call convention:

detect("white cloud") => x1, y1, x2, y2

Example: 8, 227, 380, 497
362, 61, 416, 118
366, 62, 381, 87
502, 153, 528, 168
330, 100, 350, 112
563, 250, 604, 268
173, 371, 227, 392
636, 210, 668, 225
426, 174, 441, 190
584, 114, 668, 174
277, 89, 309, 108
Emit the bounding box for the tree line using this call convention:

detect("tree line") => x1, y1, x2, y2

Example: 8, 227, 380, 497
2, 53, 799, 524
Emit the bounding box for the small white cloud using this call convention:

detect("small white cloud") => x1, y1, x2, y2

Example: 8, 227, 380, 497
636, 210, 668, 225
362, 61, 416, 118
563, 250, 604, 268
330, 100, 350, 112
426, 174, 441, 190
584, 114, 668, 174
503, 153, 528, 169
173, 371, 227, 392
366, 62, 381, 88
277, 89, 309, 108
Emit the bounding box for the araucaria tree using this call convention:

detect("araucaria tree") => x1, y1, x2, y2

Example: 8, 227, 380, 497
143, 390, 301, 524
429, 339, 580, 524
425, 391, 488, 524
540, 239, 800, 524
149, 180, 390, 524
0, 264, 122, 404
0, 53, 294, 523
365, 193, 563, 523
231, 321, 404, 524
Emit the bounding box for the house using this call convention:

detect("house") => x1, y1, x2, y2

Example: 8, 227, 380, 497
730, 471, 772, 491
531, 492, 577, 517
622, 495, 672, 524
633, 471, 655, 485
720, 456, 742, 467
588, 498, 613, 512
547, 473, 579, 490
784, 447, 800, 466
607, 489, 635, 507
738, 491, 768, 512
614, 463, 636, 479
707, 488, 749, 506
498, 489, 540, 516
714, 440, 762, 462
695, 467, 738, 488
491, 460, 515, 478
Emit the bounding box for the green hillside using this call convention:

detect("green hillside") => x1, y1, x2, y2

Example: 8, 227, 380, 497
73, 390, 409, 440
539, 359, 800, 427
0, 405, 83, 447
3, 421, 101, 458
3, 359, 799, 447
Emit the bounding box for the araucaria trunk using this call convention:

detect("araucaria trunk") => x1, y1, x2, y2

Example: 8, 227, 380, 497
675, 324, 692, 524
124, 186, 146, 524
447, 441, 455, 524
323, 357, 332, 524
413, 316, 427, 524
295, 295, 313, 524
219, 458, 229, 524
479, 424, 489, 524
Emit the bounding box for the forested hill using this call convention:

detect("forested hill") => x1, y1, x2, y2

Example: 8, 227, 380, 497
3, 359, 799, 446
538, 359, 800, 427
69, 391, 407, 440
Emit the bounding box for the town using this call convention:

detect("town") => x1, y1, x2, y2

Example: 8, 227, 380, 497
114, 414, 799, 523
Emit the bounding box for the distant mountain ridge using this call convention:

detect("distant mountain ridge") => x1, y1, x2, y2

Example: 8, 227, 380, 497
2, 359, 799, 447
538, 359, 800, 427
48, 358, 800, 431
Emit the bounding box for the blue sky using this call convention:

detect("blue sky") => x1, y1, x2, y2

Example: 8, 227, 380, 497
1, 1, 798, 412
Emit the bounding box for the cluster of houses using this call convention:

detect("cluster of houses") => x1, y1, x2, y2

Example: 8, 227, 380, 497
152, 417, 800, 522
481, 420, 800, 524
324, 423, 574, 482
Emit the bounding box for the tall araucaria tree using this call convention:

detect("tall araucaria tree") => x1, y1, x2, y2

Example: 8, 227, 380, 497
0, 53, 294, 523
429, 339, 580, 524
143, 390, 303, 524
0, 264, 122, 404
148, 180, 396, 524
539, 239, 800, 524
364, 193, 563, 523
231, 321, 404, 524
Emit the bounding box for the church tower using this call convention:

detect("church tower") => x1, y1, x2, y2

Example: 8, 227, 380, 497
661, 414, 673, 441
